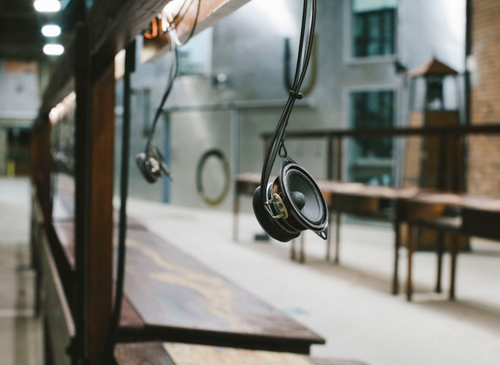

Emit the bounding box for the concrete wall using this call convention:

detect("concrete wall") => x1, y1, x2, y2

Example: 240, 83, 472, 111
122, 0, 466, 210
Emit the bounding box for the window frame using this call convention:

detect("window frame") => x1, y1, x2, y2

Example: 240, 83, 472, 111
343, 0, 399, 65
342, 84, 399, 184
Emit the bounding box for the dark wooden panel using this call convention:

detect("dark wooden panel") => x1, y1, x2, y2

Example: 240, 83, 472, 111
462, 208, 500, 241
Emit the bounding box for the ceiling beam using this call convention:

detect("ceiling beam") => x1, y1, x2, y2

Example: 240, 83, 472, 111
40, 0, 254, 115
141, 0, 252, 63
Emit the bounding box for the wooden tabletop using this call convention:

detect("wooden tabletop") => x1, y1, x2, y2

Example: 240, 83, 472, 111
120, 228, 325, 353
236, 173, 419, 200
115, 343, 367, 365
52, 221, 325, 354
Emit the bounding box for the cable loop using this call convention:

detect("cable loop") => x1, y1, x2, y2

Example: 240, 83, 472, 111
289, 90, 304, 100
279, 143, 288, 158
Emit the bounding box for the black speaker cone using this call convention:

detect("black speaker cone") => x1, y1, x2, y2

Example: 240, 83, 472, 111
279, 163, 328, 232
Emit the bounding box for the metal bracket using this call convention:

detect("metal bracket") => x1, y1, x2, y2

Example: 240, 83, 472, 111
265, 193, 289, 219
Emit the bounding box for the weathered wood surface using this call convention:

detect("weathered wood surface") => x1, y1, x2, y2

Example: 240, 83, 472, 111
142, 0, 252, 62
120, 228, 325, 353
116, 343, 176, 365
52, 221, 144, 329
51, 220, 324, 353
116, 343, 368, 365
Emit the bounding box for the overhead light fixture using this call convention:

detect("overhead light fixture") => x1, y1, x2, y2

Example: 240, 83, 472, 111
42, 25, 61, 37
34, 0, 61, 13
44, 44, 65, 56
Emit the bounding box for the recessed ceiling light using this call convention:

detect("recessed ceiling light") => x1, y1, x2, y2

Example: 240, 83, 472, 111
34, 0, 61, 13
42, 25, 61, 37
44, 44, 64, 56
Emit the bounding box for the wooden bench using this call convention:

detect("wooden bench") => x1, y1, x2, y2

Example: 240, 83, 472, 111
115, 343, 369, 365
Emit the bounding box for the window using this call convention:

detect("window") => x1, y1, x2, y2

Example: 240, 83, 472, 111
349, 90, 395, 185
352, 0, 397, 58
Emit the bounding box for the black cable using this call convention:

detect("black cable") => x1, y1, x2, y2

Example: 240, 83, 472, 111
143, 0, 202, 163
104, 39, 135, 364
260, 0, 317, 203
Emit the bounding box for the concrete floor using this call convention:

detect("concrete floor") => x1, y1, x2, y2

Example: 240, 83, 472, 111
2, 178, 500, 365
0, 178, 42, 365
126, 197, 500, 365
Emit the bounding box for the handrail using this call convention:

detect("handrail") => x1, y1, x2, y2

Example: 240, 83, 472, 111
261, 123, 500, 140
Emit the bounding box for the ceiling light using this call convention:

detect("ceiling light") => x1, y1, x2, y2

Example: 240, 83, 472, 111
42, 25, 61, 37
44, 44, 64, 56
34, 0, 61, 13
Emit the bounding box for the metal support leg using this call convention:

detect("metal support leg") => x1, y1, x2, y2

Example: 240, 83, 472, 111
407, 224, 415, 302
334, 211, 341, 265
300, 234, 306, 264
291, 239, 297, 262
326, 212, 333, 262
392, 217, 401, 295
233, 190, 240, 242
435, 232, 444, 293
450, 234, 458, 300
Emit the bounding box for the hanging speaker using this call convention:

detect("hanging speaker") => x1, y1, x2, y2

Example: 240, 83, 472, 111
136, 146, 171, 184
136, 152, 161, 184
253, 158, 328, 242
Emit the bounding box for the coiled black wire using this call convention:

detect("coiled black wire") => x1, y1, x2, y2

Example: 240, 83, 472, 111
260, 0, 317, 203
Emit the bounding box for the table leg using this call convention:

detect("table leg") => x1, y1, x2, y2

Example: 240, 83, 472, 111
291, 239, 296, 262
334, 211, 341, 265
392, 218, 401, 295
326, 212, 333, 262
300, 234, 306, 264
450, 234, 458, 300
435, 232, 444, 293
233, 191, 240, 242
407, 224, 415, 302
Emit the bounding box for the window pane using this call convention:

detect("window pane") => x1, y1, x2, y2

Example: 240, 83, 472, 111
352, 0, 396, 58
349, 90, 395, 185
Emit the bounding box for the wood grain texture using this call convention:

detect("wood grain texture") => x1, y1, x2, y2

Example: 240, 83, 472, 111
142, 0, 252, 63
116, 343, 175, 365
120, 229, 324, 353
116, 343, 368, 365
164, 343, 316, 365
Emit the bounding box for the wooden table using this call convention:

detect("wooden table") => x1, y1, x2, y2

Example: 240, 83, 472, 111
234, 174, 420, 295
404, 193, 500, 301
51, 220, 325, 355
115, 343, 368, 365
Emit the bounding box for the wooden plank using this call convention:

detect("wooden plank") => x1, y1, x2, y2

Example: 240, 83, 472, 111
41, 227, 75, 365
84, 60, 116, 365
39, 0, 252, 114
116, 343, 368, 365
115, 343, 175, 365
142, 0, 252, 63
119, 229, 325, 354
52, 221, 145, 330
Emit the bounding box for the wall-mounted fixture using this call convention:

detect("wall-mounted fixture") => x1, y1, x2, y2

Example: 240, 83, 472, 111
42, 25, 62, 37
34, 0, 61, 13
